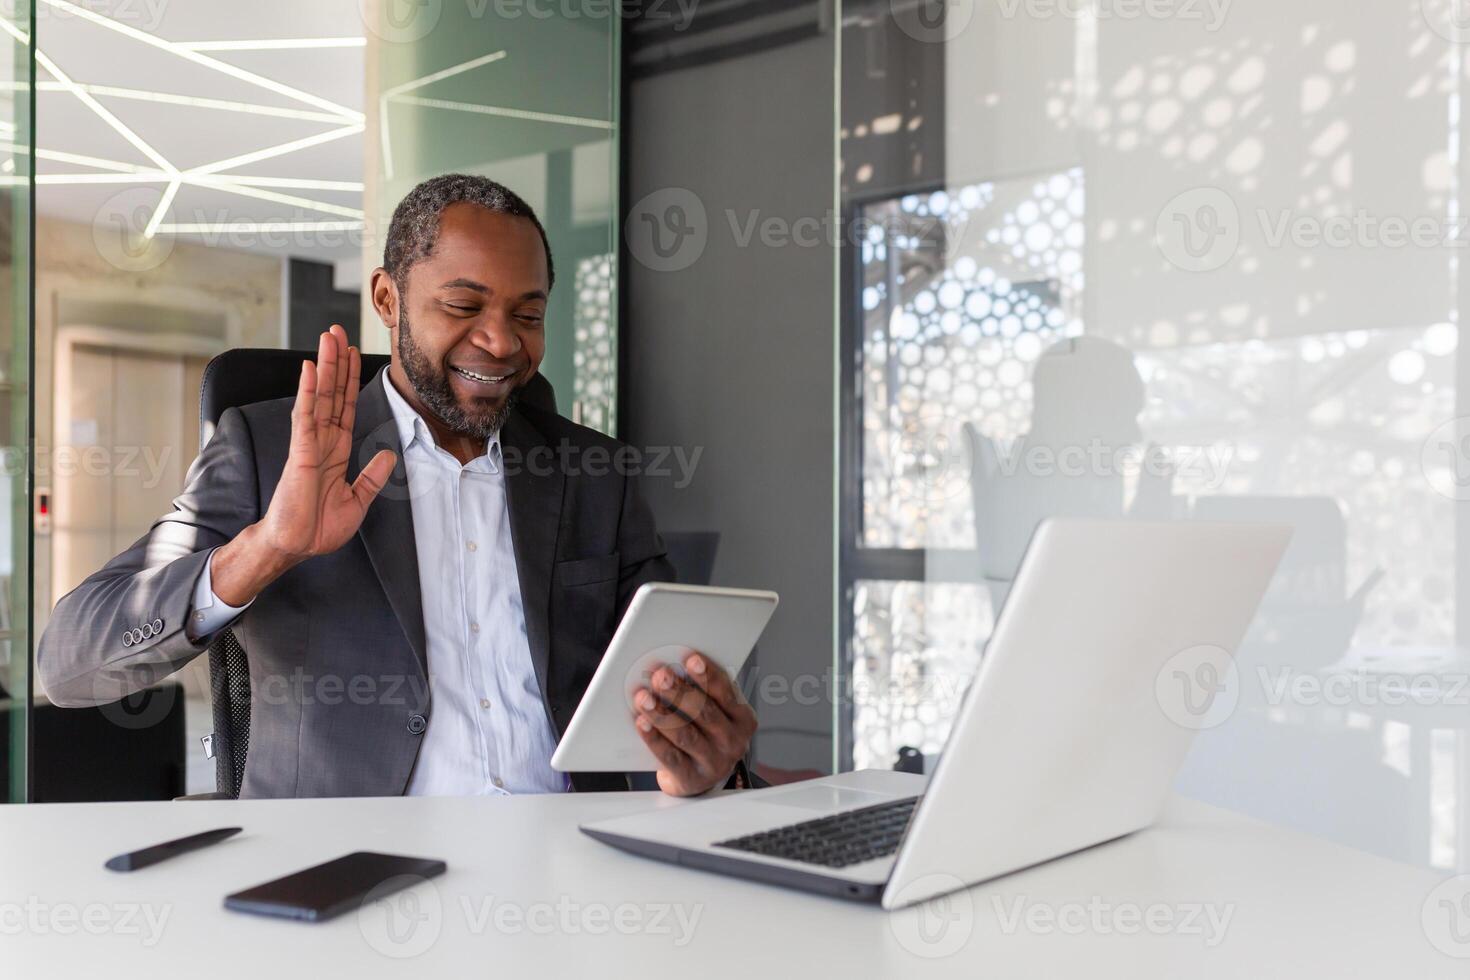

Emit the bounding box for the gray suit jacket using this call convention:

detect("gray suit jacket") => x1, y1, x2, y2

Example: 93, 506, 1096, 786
37, 367, 676, 797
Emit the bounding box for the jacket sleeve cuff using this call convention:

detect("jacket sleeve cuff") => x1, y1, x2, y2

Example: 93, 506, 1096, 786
184, 547, 254, 642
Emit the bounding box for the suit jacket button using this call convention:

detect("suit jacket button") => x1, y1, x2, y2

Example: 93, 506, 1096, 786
130, 628, 145, 644
152, 618, 164, 632
407, 714, 427, 735
122, 631, 134, 647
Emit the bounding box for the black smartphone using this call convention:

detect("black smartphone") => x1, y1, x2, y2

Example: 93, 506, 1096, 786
224, 851, 447, 922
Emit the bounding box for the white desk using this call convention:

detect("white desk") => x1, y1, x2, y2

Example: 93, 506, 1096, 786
0, 791, 1463, 977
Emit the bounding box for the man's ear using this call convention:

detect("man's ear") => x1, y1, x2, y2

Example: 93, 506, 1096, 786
369, 268, 399, 330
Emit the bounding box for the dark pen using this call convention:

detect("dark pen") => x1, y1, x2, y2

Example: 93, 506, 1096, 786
105, 827, 243, 872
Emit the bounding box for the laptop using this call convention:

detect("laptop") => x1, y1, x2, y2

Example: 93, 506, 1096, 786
580, 518, 1291, 909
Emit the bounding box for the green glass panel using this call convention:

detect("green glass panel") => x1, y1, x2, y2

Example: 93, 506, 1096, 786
1, 0, 31, 804
366, 4, 619, 433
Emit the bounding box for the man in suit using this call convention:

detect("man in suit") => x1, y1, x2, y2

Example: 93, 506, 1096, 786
37, 174, 757, 799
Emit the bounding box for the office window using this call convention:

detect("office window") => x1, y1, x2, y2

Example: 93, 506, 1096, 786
839, 0, 1470, 874
843, 171, 1085, 770
849, 579, 989, 770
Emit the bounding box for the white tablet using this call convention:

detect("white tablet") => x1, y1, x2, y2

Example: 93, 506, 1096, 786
550, 582, 779, 773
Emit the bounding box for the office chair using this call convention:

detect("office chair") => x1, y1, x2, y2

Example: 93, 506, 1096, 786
3, 682, 187, 801
197, 348, 556, 798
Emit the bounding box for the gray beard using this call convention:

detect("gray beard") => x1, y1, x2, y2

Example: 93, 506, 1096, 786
397, 308, 518, 440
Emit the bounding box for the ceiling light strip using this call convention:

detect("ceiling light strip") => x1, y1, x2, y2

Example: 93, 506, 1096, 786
0, 16, 27, 46
36, 82, 358, 124
34, 47, 177, 175
2, 143, 158, 173
394, 95, 615, 131
186, 178, 364, 219
188, 175, 364, 192
143, 176, 181, 239
380, 93, 395, 181
379, 93, 396, 179
34, 173, 365, 193
381, 50, 509, 100
174, 38, 367, 52
380, 50, 509, 179
39, 0, 363, 122
187, 123, 364, 177
155, 221, 364, 234
36, 172, 166, 183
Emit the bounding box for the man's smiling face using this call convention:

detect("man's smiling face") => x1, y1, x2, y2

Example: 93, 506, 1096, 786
381, 201, 550, 442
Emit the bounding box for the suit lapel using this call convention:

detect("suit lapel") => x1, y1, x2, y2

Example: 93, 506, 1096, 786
501, 406, 564, 707
351, 368, 429, 680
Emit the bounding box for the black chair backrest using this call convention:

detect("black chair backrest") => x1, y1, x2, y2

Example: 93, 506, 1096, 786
198, 347, 556, 797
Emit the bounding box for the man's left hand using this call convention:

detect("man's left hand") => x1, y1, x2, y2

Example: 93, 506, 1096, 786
634, 653, 757, 796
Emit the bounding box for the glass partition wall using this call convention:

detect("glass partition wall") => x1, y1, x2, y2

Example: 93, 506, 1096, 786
26, 1, 370, 802
365, 1, 620, 432
839, 0, 1470, 874
16, 0, 616, 801
0, 0, 30, 805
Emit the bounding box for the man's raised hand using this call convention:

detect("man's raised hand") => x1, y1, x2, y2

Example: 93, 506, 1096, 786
262, 326, 396, 558
208, 326, 397, 606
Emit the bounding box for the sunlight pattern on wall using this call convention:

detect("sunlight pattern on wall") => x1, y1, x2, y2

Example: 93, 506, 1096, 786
572, 253, 615, 435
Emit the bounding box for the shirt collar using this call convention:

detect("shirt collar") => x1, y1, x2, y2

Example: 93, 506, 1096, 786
380, 369, 502, 463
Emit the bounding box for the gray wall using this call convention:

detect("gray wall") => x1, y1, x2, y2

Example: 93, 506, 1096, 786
624, 36, 836, 774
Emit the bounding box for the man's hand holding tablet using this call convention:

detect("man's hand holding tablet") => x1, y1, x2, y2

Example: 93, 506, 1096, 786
634, 651, 759, 796
550, 583, 779, 795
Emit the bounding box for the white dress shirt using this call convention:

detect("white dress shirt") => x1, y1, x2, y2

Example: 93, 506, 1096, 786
189, 371, 566, 796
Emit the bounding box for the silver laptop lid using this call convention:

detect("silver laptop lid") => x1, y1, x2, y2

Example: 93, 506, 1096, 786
884, 518, 1289, 909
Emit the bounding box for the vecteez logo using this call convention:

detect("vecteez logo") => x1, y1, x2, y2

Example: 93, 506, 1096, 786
625, 188, 707, 272
1155, 187, 1240, 273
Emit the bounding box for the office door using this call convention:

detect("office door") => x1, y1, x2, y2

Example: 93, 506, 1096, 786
52, 339, 209, 606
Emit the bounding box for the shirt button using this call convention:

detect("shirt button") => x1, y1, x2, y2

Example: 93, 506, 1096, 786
492, 776, 504, 789
470, 622, 480, 633
467, 541, 478, 552
479, 698, 491, 710
407, 714, 427, 735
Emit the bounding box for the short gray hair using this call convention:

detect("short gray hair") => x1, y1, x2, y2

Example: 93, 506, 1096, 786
382, 173, 555, 292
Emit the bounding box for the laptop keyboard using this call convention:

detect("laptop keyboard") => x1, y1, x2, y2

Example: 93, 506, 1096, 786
712, 796, 920, 869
